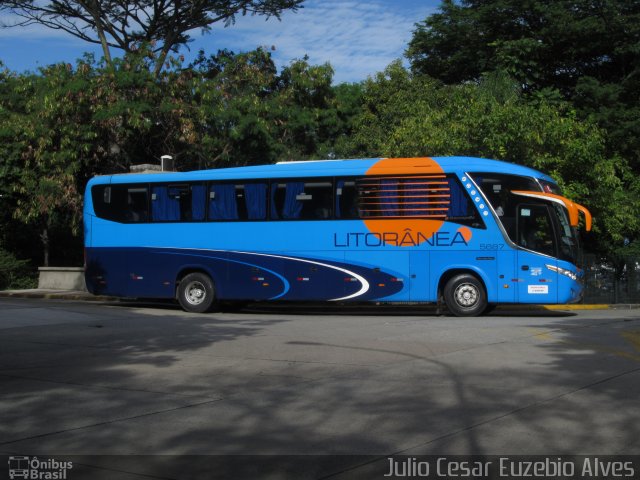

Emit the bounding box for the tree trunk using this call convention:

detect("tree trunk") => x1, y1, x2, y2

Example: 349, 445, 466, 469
80, 0, 113, 65
153, 33, 177, 77
96, 24, 113, 65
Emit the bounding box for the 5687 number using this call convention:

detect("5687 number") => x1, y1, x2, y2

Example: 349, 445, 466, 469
480, 243, 505, 250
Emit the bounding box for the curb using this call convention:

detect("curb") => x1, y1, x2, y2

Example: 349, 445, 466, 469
0, 289, 120, 302
543, 304, 610, 311
544, 304, 640, 310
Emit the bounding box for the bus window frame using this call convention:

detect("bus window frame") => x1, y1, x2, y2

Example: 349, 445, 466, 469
150, 182, 208, 223
207, 180, 270, 223
92, 183, 152, 224
268, 178, 335, 221
335, 173, 485, 228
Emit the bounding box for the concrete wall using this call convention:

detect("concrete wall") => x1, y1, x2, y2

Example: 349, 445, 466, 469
38, 267, 87, 291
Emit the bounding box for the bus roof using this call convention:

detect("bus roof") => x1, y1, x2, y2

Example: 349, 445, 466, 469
90, 156, 556, 185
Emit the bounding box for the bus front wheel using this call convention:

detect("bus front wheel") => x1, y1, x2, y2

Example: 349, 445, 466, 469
177, 272, 216, 313
443, 274, 487, 317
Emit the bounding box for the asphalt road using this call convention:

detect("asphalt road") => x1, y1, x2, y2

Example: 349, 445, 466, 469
1, 298, 639, 479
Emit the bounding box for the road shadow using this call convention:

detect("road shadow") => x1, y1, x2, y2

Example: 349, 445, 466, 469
0, 298, 637, 479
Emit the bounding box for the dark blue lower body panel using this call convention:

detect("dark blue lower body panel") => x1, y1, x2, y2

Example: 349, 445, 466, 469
85, 247, 404, 302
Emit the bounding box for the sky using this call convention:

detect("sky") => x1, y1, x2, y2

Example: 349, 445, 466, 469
0, 0, 440, 83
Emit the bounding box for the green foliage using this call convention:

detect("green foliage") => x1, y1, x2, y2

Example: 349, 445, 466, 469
408, 0, 640, 91
1, 60, 101, 265
0, 247, 36, 290
185, 48, 361, 167
407, 0, 640, 168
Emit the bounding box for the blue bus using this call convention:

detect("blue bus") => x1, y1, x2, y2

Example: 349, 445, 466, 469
83, 156, 592, 316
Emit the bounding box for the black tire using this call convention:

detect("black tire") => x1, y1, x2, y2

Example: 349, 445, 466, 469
177, 272, 216, 313
443, 273, 487, 317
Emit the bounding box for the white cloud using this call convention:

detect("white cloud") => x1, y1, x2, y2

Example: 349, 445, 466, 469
0, 0, 438, 82
192, 0, 437, 83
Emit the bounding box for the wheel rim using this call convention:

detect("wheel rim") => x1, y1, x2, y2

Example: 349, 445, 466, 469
454, 282, 478, 308
184, 281, 207, 306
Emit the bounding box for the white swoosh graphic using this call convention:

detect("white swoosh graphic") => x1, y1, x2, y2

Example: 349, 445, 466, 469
230, 251, 370, 301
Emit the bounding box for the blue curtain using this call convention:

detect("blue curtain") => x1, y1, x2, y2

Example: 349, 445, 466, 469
448, 178, 467, 217
209, 184, 238, 220
403, 182, 420, 217
244, 183, 267, 220
282, 182, 305, 219
403, 179, 432, 217
152, 186, 180, 221
191, 184, 206, 221
380, 179, 397, 217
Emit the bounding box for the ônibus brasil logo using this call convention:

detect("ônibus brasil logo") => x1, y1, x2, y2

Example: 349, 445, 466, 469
8, 456, 73, 480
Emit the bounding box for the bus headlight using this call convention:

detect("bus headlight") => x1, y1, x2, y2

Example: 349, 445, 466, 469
546, 264, 577, 281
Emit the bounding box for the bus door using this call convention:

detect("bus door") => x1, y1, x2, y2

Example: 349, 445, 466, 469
496, 250, 517, 303
515, 203, 558, 303
409, 251, 430, 301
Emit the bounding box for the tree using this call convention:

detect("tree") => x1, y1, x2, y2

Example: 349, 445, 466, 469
407, 0, 640, 92
188, 48, 350, 167
0, 0, 303, 75
0, 63, 93, 266
406, 0, 640, 169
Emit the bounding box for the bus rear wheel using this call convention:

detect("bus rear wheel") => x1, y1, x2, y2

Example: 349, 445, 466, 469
177, 272, 216, 313
443, 273, 487, 317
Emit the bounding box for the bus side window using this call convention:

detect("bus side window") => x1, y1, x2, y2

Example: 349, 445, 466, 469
445, 176, 485, 229
271, 180, 333, 220
149, 184, 206, 222
208, 182, 267, 221
92, 184, 149, 223
92, 185, 114, 221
